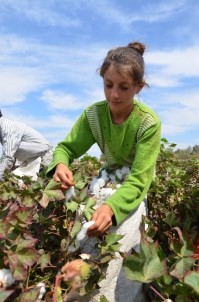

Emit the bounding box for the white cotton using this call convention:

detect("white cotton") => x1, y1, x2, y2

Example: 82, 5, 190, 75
0, 269, 15, 288
96, 178, 106, 188
99, 188, 116, 200
101, 170, 109, 181
116, 184, 121, 189
36, 282, 46, 300
109, 173, 116, 183
79, 253, 91, 260
65, 186, 76, 202
121, 166, 130, 176
76, 220, 95, 242
115, 169, 123, 180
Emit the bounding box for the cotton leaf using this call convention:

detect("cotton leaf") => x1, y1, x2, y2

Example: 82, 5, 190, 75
99, 296, 109, 302
104, 233, 123, 246
18, 288, 41, 302
12, 263, 27, 281
66, 201, 79, 213
170, 257, 195, 280
124, 252, 167, 283
16, 237, 37, 251
184, 271, 199, 295
40, 180, 65, 208
71, 220, 82, 238
16, 248, 40, 266
0, 290, 14, 301
37, 253, 51, 270
0, 220, 9, 239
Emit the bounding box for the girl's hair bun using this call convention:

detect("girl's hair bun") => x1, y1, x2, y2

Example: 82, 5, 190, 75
127, 41, 145, 56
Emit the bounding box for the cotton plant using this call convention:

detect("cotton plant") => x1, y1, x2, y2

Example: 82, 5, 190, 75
66, 166, 130, 253
89, 166, 130, 203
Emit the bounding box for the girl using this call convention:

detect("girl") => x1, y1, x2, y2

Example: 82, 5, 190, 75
47, 41, 161, 302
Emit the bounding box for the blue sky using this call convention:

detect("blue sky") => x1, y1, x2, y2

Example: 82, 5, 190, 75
0, 0, 199, 157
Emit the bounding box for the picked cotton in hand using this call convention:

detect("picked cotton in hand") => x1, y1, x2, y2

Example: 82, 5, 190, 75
76, 221, 95, 242
65, 186, 76, 202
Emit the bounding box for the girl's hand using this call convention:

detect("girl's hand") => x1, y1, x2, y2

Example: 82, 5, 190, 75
53, 163, 75, 189
87, 204, 114, 237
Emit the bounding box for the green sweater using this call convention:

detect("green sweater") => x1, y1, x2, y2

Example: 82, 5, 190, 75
47, 100, 161, 225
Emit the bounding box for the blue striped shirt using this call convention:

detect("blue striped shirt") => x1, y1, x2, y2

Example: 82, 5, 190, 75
0, 117, 53, 179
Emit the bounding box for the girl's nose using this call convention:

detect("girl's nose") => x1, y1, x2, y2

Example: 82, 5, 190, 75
110, 88, 119, 99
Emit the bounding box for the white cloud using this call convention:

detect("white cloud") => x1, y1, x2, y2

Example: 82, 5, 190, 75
146, 44, 199, 87
88, 0, 188, 29
0, 0, 80, 28
0, 67, 44, 104
41, 90, 86, 110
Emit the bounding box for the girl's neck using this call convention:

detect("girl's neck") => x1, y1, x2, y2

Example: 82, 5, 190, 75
110, 103, 134, 125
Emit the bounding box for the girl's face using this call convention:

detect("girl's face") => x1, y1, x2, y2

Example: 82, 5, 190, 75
103, 65, 141, 114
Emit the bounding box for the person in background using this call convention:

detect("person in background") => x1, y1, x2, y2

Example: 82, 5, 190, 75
46, 41, 161, 302
0, 110, 53, 181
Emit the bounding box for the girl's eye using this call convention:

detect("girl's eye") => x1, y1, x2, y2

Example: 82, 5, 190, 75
105, 84, 112, 88
120, 86, 129, 91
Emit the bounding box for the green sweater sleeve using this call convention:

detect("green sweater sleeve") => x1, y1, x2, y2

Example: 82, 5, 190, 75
46, 111, 95, 177
105, 120, 161, 225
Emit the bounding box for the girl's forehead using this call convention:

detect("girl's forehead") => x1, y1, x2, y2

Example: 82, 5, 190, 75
104, 65, 132, 82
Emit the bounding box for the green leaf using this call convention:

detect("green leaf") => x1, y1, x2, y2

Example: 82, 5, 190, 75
1, 191, 17, 200
0, 289, 14, 302
16, 237, 37, 251
170, 257, 195, 280
17, 248, 40, 266
124, 252, 167, 283
0, 220, 9, 238
66, 201, 79, 213
73, 172, 82, 182
40, 180, 65, 208
100, 295, 109, 302
18, 288, 41, 302
13, 263, 28, 280
184, 271, 199, 295
79, 186, 89, 202
71, 220, 82, 238
44, 179, 62, 190
104, 233, 123, 246
22, 195, 35, 207
38, 252, 51, 270
83, 209, 93, 221
75, 179, 86, 190
84, 197, 96, 210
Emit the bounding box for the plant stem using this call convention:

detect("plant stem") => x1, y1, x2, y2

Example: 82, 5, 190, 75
149, 284, 166, 301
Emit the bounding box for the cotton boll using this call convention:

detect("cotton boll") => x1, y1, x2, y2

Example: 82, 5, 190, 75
99, 188, 116, 200
79, 253, 91, 260
116, 184, 121, 188
76, 221, 95, 242
115, 169, 123, 181
121, 166, 130, 177
65, 186, 76, 202
109, 173, 116, 183
0, 269, 15, 288
101, 169, 109, 181
36, 282, 46, 300
96, 178, 106, 188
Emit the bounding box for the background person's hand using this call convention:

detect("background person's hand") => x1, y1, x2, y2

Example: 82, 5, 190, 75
87, 204, 114, 237
53, 163, 75, 189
